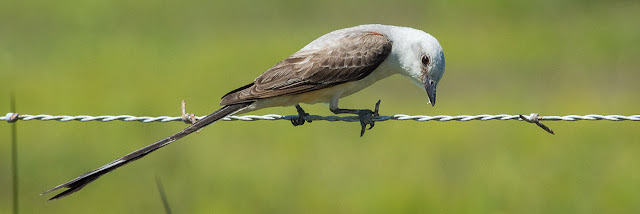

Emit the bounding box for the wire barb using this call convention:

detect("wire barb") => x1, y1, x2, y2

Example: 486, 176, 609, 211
180, 100, 198, 125
5, 112, 19, 123
519, 113, 554, 135
180, 100, 199, 133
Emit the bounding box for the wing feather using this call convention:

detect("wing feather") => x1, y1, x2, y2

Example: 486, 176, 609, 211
221, 31, 392, 105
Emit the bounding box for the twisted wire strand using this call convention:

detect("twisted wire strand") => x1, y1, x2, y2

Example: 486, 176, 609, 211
4, 112, 640, 123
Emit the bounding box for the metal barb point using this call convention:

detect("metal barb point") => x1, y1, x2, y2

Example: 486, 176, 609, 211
519, 113, 555, 135
180, 100, 199, 133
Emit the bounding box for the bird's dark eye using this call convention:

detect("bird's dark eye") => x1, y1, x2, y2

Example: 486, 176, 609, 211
422, 55, 430, 66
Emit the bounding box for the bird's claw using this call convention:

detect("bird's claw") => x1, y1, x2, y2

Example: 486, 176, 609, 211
291, 112, 311, 126
291, 105, 312, 126
357, 100, 381, 137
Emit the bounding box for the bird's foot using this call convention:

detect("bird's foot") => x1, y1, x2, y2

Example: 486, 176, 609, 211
291, 104, 312, 126
356, 100, 381, 137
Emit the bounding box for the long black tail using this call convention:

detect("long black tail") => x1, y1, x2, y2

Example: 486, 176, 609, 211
42, 102, 253, 200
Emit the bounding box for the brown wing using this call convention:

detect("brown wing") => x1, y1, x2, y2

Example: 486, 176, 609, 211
220, 31, 392, 105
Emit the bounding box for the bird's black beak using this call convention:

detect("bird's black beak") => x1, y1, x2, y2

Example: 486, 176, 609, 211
423, 76, 436, 106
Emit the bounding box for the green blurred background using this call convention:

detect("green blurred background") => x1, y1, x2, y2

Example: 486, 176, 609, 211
2, 0, 639, 213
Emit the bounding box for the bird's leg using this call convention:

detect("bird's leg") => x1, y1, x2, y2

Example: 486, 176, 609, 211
330, 100, 381, 137
291, 104, 312, 126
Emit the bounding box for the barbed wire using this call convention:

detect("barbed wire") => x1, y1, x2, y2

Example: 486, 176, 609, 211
3, 112, 639, 134
3, 112, 640, 123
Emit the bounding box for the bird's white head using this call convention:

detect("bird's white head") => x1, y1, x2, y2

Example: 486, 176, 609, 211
385, 26, 446, 106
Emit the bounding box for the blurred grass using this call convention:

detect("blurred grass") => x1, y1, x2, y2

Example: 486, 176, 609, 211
1, 0, 640, 213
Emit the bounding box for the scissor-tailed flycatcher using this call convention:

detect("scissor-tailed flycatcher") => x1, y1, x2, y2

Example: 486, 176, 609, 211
43, 24, 446, 200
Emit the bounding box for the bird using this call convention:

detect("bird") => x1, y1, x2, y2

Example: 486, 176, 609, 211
42, 24, 446, 200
